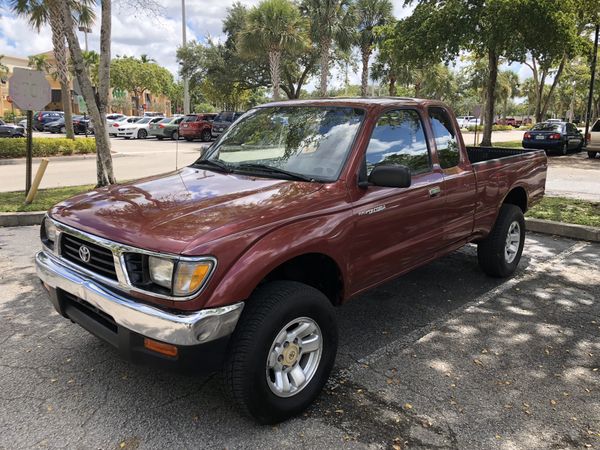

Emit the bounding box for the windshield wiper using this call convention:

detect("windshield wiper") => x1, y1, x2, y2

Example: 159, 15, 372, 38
235, 163, 315, 182
192, 159, 233, 173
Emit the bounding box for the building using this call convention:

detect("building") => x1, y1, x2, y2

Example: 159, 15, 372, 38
0, 51, 172, 118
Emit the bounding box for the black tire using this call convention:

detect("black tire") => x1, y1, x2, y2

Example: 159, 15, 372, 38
224, 281, 338, 424
201, 129, 212, 142
559, 142, 568, 156
184, 137, 193, 142
171, 130, 179, 140
477, 204, 525, 278
588, 151, 598, 159
156, 136, 163, 140
137, 129, 147, 139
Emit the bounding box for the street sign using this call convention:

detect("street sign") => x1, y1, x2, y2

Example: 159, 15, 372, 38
77, 95, 88, 114
8, 68, 51, 111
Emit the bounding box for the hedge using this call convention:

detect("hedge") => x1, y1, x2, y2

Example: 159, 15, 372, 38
466, 124, 515, 132
0, 138, 96, 159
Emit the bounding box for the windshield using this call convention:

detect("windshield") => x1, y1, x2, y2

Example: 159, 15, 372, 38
531, 123, 562, 132
136, 118, 152, 124
158, 118, 171, 124
202, 106, 365, 182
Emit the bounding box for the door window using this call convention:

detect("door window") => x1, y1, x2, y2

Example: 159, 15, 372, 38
429, 107, 460, 169
365, 109, 430, 176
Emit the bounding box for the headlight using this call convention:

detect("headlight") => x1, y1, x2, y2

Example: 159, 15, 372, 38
173, 260, 214, 296
148, 256, 174, 288
42, 218, 58, 248
147, 256, 214, 297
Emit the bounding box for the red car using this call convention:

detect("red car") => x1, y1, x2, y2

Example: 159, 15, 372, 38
178, 113, 217, 142
36, 98, 547, 424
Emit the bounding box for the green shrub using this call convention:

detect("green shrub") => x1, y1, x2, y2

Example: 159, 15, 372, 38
466, 124, 515, 132
0, 138, 96, 159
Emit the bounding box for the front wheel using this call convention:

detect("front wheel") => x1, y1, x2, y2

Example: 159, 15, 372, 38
171, 130, 179, 140
477, 204, 525, 278
560, 142, 568, 155
137, 129, 147, 139
224, 281, 338, 424
589, 151, 598, 159
201, 129, 212, 142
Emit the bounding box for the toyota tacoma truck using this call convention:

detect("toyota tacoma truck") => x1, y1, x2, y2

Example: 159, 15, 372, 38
587, 118, 600, 159
36, 98, 547, 424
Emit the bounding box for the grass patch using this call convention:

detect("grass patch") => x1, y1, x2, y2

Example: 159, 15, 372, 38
491, 141, 523, 148
0, 137, 96, 159
0, 184, 95, 212
528, 197, 600, 227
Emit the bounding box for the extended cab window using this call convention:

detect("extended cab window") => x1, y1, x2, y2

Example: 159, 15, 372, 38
365, 109, 430, 175
429, 107, 460, 169
593, 120, 600, 132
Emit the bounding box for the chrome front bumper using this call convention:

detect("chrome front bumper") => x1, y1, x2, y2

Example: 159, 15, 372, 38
35, 251, 243, 346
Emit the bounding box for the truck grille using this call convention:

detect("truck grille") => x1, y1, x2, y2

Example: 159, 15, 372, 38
60, 233, 118, 281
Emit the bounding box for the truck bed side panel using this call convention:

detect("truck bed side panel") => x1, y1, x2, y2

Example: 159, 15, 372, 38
467, 148, 547, 238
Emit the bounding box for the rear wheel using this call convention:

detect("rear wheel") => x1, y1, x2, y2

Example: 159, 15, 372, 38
60, 126, 66, 133
560, 142, 568, 155
224, 281, 337, 424
137, 129, 147, 139
171, 130, 179, 140
589, 151, 598, 159
477, 204, 525, 278
201, 129, 212, 142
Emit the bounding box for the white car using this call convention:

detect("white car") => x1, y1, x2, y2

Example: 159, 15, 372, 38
456, 116, 476, 128
106, 114, 127, 132
466, 118, 482, 127
109, 116, 142, 137
116, 116, 163, 139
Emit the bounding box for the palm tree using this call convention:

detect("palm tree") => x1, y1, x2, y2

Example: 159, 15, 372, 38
0, 55, 10, 81
139, 54, 156, 64
239, 0, 306, 101
301, 0, 355, 97
81, 50, 100, 86
10, 0, 96, 140
27, 54, 53, 75
353, 0, 393, 96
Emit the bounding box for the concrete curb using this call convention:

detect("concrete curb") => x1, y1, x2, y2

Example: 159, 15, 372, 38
0, 211, 46, 227
1, 211, 599, 242
0, 152, 122, 166
525, 218, 600, 242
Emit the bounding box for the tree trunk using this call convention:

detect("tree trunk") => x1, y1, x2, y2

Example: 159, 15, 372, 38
360, 45, 371, 97
481, 49, 498, 147
268, 49, 281, 101
48, 2, 74, 139
59, 0, 115, 186
388, 75, 397, 96
540, 54, 566, 120
319, 37, 331, 97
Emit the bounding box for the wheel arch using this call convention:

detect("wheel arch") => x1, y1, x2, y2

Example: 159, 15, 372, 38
502, 186, 528, 213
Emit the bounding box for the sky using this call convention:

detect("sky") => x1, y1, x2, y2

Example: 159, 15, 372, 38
0, 0, 531, 90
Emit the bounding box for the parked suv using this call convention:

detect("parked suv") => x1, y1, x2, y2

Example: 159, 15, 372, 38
211, 111, 244, 138
179, 113, 217, 142
33, 111, 64, 131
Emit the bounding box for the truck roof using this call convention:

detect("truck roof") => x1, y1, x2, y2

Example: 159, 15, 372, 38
259, 97, 446, 109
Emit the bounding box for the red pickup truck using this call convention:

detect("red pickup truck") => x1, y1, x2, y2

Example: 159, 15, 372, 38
36, 98, 547, 424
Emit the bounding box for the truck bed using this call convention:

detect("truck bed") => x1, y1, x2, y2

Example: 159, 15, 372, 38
466, 146, 543, 164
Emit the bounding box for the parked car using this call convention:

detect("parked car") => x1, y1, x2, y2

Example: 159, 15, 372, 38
18, 119, 28, 129
466, 117, 482, 127
179, 113, 217, 142
109, 116, 141, 137
117, 116, 163, 139
33, 111, 64, 131
44, 116, 93, 134
149, 116, 184, 140
211, 111, 244, 138
36, 98, 547, 424
586, 118, 600, 159
143, 111, 164, 117
44, 118, 66, 133
456, 115, 476, 128
522, 121, 584, 155
0, 119, 25, 137
106, 114, 127, 130
497, 117, 517, 127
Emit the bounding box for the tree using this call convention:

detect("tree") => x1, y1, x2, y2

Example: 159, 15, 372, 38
400, 0, 579, 146
27, 54, 52, 74
239, 0, 306, 101
495, 70, 520, 118
60, 0, 116, 186
0, 55, 8, 80
353, 0, 393, 96
10, 0, 95, 140
301, 0, 355, 96
111, 56, 174, 113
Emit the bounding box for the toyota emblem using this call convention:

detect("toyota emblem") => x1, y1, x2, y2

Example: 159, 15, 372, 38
78, 245, 91, 263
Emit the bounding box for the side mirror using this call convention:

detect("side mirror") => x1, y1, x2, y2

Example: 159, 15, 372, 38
368, 165, 411, 188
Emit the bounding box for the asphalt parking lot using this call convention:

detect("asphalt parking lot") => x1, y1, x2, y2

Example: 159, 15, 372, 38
1, 227, 598, 449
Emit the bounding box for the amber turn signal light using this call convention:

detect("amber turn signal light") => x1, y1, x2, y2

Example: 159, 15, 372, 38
143, 338, 178, 357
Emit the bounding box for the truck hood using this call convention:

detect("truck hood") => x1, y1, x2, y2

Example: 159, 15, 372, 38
50, 166, 324, 254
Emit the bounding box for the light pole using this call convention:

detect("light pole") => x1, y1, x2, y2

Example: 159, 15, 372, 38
78, 26, 92, 52
182, 0, 190, 114
585, 24, 599, 145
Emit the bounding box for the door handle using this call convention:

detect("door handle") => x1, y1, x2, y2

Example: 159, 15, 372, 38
429, 186, 441, 197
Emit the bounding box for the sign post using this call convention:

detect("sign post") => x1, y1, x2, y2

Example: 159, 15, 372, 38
8, 68, 51, 195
